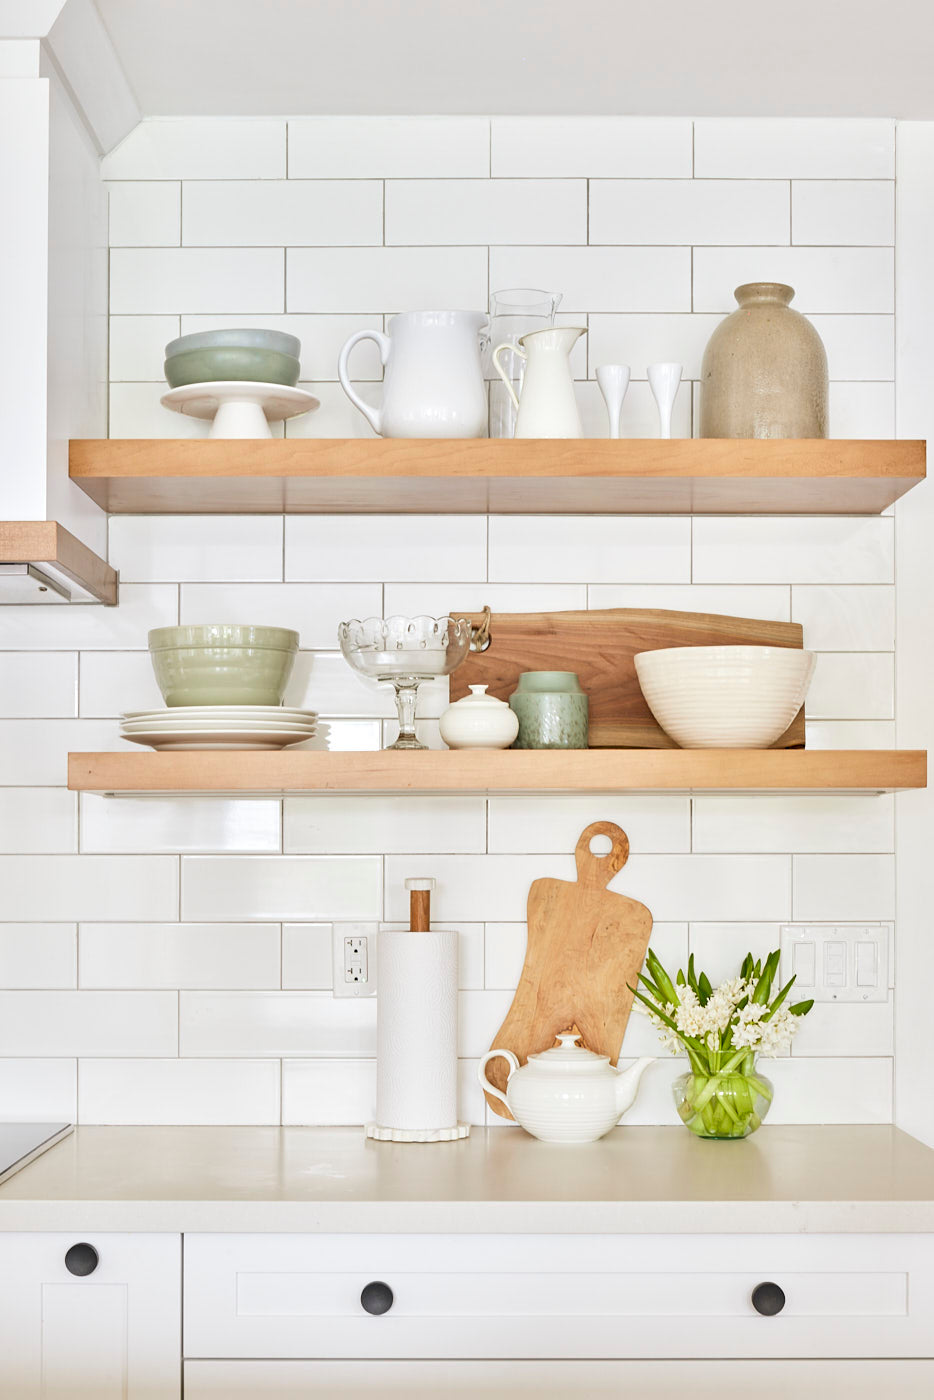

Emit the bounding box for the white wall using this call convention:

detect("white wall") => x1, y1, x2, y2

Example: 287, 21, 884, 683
0, 115, 903, 1127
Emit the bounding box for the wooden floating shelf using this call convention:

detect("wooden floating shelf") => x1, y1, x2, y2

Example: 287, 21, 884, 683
68, 749, 927, 797
68, 438, 925, 516
0, 521, 117, 605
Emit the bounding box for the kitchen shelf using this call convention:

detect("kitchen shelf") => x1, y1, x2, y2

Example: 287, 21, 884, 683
68, 438, 925, 516
0, 522, 117, 605
67, 748, 927, 797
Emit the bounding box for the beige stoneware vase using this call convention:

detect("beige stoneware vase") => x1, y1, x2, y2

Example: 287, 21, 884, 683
700, 282, 828, 439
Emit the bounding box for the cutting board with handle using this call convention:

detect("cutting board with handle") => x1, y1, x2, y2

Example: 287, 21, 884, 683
450, 606, 805, 748
482, 821, 653, 1119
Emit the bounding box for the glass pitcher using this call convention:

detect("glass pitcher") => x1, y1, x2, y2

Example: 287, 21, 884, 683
483, 288, 562, 438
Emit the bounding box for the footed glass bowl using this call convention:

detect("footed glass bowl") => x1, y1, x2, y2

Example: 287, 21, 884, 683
338, 615, 471, 750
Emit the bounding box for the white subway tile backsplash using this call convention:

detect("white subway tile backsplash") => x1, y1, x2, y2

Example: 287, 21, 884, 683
285, 381, 379, 439
587, 314, 724, 382
180, 991, 376, 1057
183, 180, 383, 247
283, 652, 398, 717
111, 248, 285, 315
587, 583, 791, 621
285, 514, 486, 582
79, 1059, 280, 1124
79, 922, 281, 989
108, 382, 221, 439
791, 1000, 894, 1058
693, 795, 894, 854
489, 516, 691, 583
0, 788, 76, 852
109, 515, 284, 583
383, 583, 589, 617
483, 922, 527, 990
0, 991, 177, 1056
282, 924, 333, 990
692, 517, 893, 583
792, 854, 895, 921
0, 924, 76, 989
180, 313, 384, 381
108, 181, 180, 246
792, 180, 895, 246
491, 117, 692, 178
828, 381, 896, 438
459, 989, 516, 1058
694, 119, 895, 179
288, 247, 488, 314
693, 246, 894, 314
0, 653, 76, 717
109, 315, 179, 381
589, 180, 790, 246
281, 1057, 376, 1125
805, 719, 896, 749
687, 924, 783, 986
102, 118, 287, 180
79, 652, 164, 717
490, 246, 690, 313
808, 315, 894, 381
179, 582, 381, 648
764, 1057, 892, 1123
580, 378, 692, 440
288, 117, 490, 179
488, 796, 690, 854
792, 585, 894, 652
0, 719, 126, 786
0, 856, 178, 922
807, 652, 894, 720
0, 584, 177, 649
0, 1060, 76, 1121
284, 796, 486, 855
386, 180, 586, 246
181, 856, 381, 921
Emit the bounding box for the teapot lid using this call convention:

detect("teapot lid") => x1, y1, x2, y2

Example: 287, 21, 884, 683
528, 1031, 610, 1069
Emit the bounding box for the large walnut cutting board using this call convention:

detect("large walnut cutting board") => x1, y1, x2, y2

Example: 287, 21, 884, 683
450, 606, 805, 748
481, 821, 653, 1119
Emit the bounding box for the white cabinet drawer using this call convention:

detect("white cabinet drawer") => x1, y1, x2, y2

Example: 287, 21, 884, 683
185, 1359, 934, 1399
183, 1233, 934, 1360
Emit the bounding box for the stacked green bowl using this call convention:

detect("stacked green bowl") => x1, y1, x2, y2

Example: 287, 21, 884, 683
148, 624, 300, 707
164, 328, 302, 388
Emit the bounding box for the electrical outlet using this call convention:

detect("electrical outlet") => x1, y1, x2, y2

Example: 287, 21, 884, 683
332, 923, 378, 998
780, 924, 891, 1003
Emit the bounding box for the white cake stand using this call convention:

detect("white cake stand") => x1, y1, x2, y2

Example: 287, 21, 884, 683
161, 381, 320, 438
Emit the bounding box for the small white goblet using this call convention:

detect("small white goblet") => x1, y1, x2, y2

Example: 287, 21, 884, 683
647, 362, 683, 439
595, 365, 631, 439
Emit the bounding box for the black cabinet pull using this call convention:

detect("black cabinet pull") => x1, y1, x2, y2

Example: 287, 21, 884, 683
64, 1243, 99, 1277
751, 1281, 786, 1316
360, 1280, 394, 1315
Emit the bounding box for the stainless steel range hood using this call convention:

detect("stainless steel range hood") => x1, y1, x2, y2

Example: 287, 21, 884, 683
0, 523, 118, 606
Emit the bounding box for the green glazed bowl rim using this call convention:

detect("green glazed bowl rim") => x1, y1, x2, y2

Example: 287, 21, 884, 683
149, 624, 299, 651
513, 670, 584, 693
164, 328, 301, 357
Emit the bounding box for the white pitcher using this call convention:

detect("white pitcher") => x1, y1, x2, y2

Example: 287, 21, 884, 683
492, 325, 586, 438
338, 310, 488, 438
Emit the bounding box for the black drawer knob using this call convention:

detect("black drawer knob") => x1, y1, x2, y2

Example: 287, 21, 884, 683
65, 1243, 99, 1277
360, 1280, 393, 1315
751, 1281, 785, 1316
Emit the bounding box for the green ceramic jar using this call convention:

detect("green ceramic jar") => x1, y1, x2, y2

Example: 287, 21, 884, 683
508, 671, 589, 749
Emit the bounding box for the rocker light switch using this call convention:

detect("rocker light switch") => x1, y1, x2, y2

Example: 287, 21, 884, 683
780, 924, 890, 1003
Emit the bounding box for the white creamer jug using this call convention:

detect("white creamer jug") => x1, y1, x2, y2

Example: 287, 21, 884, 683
338, 310, 488, 438
492, 325, 586, 438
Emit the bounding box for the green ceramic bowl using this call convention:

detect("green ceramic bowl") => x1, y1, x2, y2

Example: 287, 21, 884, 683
163, 346, 301, 389
148, 624, 300, 707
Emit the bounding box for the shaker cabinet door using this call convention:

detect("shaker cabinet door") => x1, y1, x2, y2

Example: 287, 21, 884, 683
0, 1233, 181, 1400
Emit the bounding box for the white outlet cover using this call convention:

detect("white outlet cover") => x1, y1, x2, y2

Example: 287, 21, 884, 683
780, 923, 891, 1004
332, 922, 378, 998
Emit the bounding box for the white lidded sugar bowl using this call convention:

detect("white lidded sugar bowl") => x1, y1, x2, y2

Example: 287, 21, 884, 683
478, 1032, 655, 1144
439, 684, 519, 750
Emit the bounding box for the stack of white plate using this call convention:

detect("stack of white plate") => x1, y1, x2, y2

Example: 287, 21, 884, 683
120, 706, 318, 752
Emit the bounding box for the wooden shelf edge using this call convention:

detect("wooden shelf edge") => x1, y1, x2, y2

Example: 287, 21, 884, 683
0, 522, 117, 605
67, 749, 927, 797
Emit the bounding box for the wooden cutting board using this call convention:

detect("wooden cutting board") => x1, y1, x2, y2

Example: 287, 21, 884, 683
481, 821, 654, 1119
450, 606, 805, 748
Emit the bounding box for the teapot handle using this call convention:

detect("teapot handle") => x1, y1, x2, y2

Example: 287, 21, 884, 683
338, 329, 391, 435
478, 1048, 520, 1109
492, 342, 525, 413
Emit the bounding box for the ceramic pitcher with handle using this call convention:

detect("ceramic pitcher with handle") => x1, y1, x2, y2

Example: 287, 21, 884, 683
338, 310, 488, 438
492, 325, 586, 438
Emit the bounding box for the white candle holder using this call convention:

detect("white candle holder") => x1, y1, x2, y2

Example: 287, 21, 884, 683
595, 365, 631, 439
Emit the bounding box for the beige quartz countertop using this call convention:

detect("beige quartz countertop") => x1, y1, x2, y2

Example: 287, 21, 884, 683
2, 1125, 934, 1234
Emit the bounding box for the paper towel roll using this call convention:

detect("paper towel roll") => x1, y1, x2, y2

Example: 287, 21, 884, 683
375, 927, 458, 1131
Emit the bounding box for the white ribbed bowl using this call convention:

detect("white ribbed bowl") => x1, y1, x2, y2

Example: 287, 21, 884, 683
634, 645, 816, 749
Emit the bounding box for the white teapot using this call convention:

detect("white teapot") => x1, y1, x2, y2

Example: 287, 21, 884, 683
478, 1032, 654, 1144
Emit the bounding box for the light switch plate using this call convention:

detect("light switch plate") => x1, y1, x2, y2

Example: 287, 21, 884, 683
331, 922, 378, 998
780, 923, 891, 1003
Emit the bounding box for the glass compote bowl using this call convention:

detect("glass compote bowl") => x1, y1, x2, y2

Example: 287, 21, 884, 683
338, 615, 472, 750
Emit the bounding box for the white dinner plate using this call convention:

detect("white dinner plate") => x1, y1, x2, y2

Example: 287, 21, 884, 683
123, 707, 318, 720
122, 734, 315, 751
121, 718, 317, 732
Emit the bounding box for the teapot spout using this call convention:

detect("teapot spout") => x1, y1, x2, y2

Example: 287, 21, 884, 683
614, 1056, 656, 1118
